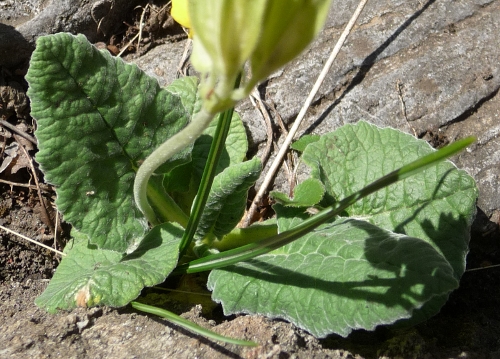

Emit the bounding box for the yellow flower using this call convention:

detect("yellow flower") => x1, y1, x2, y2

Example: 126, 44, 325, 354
171, 0, 193, 37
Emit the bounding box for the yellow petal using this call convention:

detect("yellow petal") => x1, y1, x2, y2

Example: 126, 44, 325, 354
171, 0, 191, 30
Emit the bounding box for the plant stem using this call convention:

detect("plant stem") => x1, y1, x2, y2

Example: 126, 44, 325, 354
131, 301, 257, 346
134, 107, 216, 225
177, 73, 242, 255
178, 106, 236, 256
212, 222, 278, 251
147, 182, 189, 228
174, 136, 475, 274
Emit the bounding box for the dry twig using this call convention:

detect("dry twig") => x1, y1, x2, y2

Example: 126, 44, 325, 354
0, 119, 37, 145
0, 224, 65, 257
16, 137, 56, 238
250, 89, 274, 165
243, 0, 370, 226
0, 178, 52, 191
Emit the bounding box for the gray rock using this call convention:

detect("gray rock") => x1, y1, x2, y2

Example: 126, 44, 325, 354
130, 41, 188, 89
0, 0, 141, 67
17, 0, 140, 44
268, 0, 499, 134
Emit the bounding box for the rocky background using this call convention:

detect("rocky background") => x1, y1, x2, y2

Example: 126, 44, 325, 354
1, 0, 499, 358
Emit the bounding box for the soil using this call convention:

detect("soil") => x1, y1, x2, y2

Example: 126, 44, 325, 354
1, 1, 500, 359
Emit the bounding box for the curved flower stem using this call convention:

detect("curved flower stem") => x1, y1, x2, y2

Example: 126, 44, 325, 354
134, 107, 216, 225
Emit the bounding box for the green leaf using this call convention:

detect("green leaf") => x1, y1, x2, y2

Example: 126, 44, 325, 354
301, 121, 477, 277
36, 223, 183, 313
166, 76, 202, 116
154, 76, 202, 176
26, 33, 191, 252
195, 157, 261, 243
271, 178, 324, 207
208, 217, 458, 338
208, 121, 477, 337
290, 134, 321, 152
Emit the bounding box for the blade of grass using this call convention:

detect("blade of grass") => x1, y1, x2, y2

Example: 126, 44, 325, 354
174, 136, 475, 274
131, 301, 258, 346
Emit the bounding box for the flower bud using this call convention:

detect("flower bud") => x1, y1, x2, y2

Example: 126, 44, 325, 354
248, 0, 332, 89
187, 0, 332, 94
188, 0, 266, 79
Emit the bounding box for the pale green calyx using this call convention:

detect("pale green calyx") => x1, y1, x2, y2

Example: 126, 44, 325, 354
189, 0, 265, 80
248, 0, 333, 91
188, 0, 333, 103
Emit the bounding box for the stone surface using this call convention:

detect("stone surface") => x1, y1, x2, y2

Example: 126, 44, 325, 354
16, 0, 140, 44
0, 0, 141, 67
0, 280, 350, 359
268, 0, 499, 131
130, 41, 188, 89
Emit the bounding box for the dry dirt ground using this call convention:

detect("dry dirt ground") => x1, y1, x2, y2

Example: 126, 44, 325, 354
1, 1, 500, 358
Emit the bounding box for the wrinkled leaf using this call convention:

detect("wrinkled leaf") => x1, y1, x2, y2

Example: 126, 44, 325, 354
26, 33, 191, 252
209, 121, 477, 337
301, 121, 477, 277
209, 217, 458, 338
166, 76, 202, 116
36, 223, 183, 313
195, 157, 261, 242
